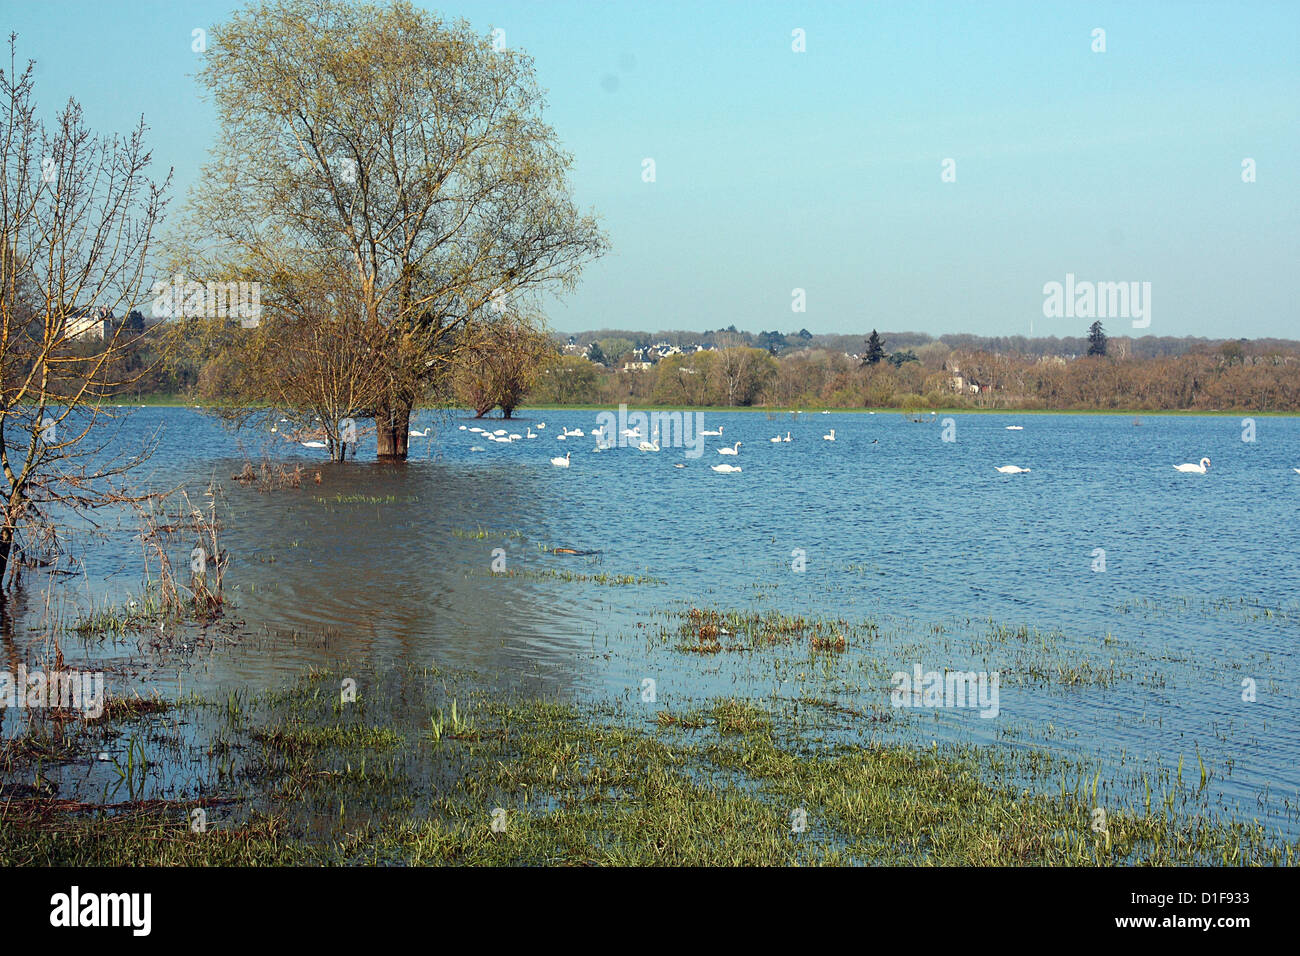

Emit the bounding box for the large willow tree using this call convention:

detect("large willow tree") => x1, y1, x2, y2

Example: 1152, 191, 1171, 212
182, 0, 605, 459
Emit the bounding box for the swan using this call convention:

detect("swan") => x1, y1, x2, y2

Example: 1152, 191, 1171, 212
770, 435, 782, 443
621, 427, 642, 438
536, 423, 546, 429
674, 463, 686, 468
301, 440, 328, 449
701, 425, 723, 437
508, 433, 522, 441
1173, 457, 1210, 474
470, 445, 485, 452
1005, 425, 1023, 431
493, 429, 507, 436
711, 464, 741, 473
550, 452, 571, 468
570, 429, 584, 438
526, 429, 537, 438
782, 432, 791, 442
638, 429, 661, 452
823, 429, 835, 441
1294, 468, 1300, 475
458, 425, 467, 431
409, 427, 431, 437
995, 465, 1031, 474
717, 442, 742, 456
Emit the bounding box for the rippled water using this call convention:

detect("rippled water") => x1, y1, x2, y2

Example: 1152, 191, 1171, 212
16, 407, 1300, 835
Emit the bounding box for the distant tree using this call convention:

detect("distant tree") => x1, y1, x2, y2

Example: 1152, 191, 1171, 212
863, 330, 886, 365
1087, 321, 1108, 357
586, 341, 607, 366
758, 330, 788, 355
797, 328, 812, 341
596, 337, 634, 365
451, 316, 553, 418
887, 349, 918, 368
532, 354, 601, 404
1219, 340, 1244, 366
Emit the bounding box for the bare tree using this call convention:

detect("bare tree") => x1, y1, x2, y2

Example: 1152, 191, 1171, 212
0, 36, 169, 589
451, 313, 553, 418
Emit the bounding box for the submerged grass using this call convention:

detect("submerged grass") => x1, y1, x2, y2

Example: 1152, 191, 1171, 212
1, 664, 1293, 866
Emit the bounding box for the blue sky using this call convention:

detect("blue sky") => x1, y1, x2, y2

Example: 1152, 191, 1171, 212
8, 0, 1299, 338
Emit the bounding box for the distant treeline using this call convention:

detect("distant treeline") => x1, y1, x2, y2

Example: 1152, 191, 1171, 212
562, 327, 1300, 362
124, 324, 1300, 412
530, 332, 1300, 411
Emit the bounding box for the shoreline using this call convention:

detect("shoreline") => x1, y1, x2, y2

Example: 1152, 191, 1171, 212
100, 398, 1300, 417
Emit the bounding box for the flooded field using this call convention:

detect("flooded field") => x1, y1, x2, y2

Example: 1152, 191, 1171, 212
3, 407, 1298, 862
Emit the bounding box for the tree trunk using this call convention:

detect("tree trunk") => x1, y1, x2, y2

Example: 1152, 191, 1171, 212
375, 402, 411, 460
0, 522, 12, 594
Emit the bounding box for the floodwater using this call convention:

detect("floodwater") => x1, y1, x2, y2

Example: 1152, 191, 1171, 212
9, 407, 1300, 836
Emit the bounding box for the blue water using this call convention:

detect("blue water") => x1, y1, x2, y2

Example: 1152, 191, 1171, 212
23, 407, 1300, 835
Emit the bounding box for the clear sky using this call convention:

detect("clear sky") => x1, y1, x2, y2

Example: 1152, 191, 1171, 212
7, 0, 1299, 339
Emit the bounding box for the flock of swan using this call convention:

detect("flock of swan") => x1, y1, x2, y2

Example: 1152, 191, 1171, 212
281, 416, 1286, 480
439, 419, 1240, 477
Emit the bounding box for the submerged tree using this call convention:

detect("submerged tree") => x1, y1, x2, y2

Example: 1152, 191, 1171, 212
0, 37, 169, 589
451, 314, 554, 418
179, 0, 606, 460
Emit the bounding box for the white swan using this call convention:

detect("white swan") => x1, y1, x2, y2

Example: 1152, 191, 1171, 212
493, 429, 507, 436
301, 440, 328, 449
782, 432, 791, 442
536, 423, 546, 429
770, 435, 782, 443
711, 464, 741, 473
717, 442, 742, 456
458, 425, 467, 431
556, 434, 566, 441
995, 465, 1031, 474
409, 427, 431, 437
1005, 425, 1023, 431
701, 425, 723, 437
550, 452, 571, 468
638, 429, 661, 452
1294, 468, 1300, 475
470, 445, 485, 452
526, 428, 537, 438
1173, 457, 1210, 474
823, 429, 835, 441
